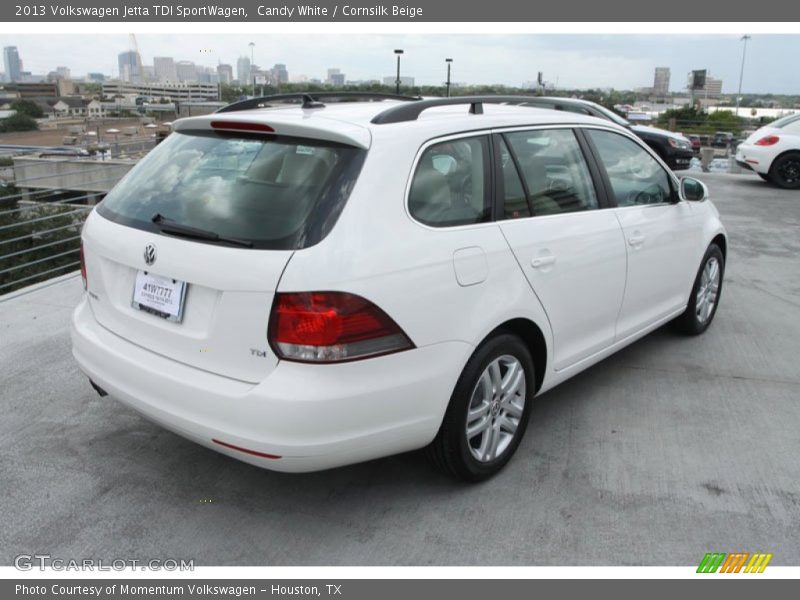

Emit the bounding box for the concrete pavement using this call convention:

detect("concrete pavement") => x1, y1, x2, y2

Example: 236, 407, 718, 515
1, 171, 799, 566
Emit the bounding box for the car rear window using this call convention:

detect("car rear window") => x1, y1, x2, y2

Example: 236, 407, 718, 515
97, 131, 365, 249
770, 113, 800, 128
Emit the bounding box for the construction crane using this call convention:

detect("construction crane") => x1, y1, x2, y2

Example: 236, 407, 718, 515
129, 33, 139, 56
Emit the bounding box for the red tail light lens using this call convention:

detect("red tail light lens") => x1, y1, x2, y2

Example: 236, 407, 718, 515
269, 292, 414, 363
755, 135, 780, 146
79, 241, 87, 290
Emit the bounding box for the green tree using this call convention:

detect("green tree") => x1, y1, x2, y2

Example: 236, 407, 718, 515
0, 197, 88, 294
10, 99, 44, 118
0, 112, 39, 133
707, 110, 744, 135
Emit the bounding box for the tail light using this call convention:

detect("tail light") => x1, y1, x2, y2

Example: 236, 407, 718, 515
755, 135, 780, 146
268, 292, 414, 363
79, 241, 87, 290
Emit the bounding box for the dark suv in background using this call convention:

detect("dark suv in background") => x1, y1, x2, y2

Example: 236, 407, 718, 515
517, 97, 695, 170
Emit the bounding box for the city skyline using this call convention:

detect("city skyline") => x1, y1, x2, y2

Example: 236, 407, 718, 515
1, 34, 799, 94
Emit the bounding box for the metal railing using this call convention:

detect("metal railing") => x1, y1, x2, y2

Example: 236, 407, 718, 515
0, 146, 153, 296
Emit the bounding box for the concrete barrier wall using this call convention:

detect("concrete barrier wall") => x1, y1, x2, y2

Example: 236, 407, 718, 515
12, 157, 135, 193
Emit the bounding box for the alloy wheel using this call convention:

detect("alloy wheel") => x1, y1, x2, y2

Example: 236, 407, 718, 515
465, 355, 526, 463
695, 256, 721, 324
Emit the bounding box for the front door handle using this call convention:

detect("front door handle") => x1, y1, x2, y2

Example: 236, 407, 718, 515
531, 255, 557, 269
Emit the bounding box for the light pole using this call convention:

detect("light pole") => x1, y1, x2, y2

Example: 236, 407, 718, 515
249, 42, 256, 97
445, 58, 453, 97
735, 35, 751, 117
394, 49, 404, 95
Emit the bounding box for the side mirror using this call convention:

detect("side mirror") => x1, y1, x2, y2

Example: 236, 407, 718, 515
680, 177, 709, 202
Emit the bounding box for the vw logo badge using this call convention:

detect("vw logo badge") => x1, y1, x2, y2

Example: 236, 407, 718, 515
143, 243, 157, 266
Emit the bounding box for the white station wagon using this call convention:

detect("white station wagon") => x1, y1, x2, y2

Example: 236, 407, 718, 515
71, 94, 727, 480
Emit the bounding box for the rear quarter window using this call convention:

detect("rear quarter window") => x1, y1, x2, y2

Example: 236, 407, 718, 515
408, 136, 491, 227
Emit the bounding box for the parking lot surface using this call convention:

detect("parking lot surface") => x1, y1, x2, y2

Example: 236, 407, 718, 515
1, 171, 799, 566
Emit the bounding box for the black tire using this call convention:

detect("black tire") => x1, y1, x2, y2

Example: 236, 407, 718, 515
768, 152, 800, 189
673, 244, 725, 335
426, 332, 534, 482
758, 173, 773, 183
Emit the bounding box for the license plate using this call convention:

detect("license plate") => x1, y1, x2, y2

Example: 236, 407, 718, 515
132, 270, 187, 323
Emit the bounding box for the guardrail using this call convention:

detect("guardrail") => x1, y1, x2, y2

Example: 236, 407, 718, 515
0, 143, 156, 296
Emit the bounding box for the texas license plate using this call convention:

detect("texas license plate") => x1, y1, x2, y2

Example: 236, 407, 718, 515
132, 270, 187, 322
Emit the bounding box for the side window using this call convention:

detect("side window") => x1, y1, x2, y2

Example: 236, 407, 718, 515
504, 129, 599, 216
498, 137, 530, 219
408, 136, 491, 227
587, 129, 674, 207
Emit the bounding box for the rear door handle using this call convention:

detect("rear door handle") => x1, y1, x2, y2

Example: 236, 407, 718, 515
531, 255, 556, 269
628, 234, 646, 247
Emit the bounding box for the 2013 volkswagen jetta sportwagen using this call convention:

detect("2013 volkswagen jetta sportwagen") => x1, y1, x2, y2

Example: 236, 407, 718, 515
71, 94, 727, 481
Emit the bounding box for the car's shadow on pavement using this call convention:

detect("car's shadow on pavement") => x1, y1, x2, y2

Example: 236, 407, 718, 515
90, 322, 689, 503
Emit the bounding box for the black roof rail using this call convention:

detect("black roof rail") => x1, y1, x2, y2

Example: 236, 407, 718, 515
216, 92, 421, 114
370, 95, 551, 124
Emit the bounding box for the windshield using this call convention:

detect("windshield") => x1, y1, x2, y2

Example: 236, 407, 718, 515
97, 131, 365, 249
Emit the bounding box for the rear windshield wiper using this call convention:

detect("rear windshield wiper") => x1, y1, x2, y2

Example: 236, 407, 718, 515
151, 213, 253, 248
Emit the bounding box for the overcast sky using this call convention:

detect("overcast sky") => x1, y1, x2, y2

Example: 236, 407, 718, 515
3, 34, 799, 93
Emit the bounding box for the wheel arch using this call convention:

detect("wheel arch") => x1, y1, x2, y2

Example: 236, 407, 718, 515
482, 318, 547, 394
768, 148, 800, 170
711, 233, 727, 259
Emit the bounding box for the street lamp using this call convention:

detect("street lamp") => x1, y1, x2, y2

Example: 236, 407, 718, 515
249, 41, 256, 97
394, 49, 404, 95
735, 35, 751, 117
445, 58, 453, 98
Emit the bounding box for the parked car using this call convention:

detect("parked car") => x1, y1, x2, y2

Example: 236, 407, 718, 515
711, 131, 735, 148
735, 113, 800, 189
512, 97, 695, 170
38, 147, 91, 158
71, 93, 727, 480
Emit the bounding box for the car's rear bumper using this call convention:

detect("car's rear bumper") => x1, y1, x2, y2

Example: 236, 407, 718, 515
735, 144, 770, 175
71, 297, 472, 472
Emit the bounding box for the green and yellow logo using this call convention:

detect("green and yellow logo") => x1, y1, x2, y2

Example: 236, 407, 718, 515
697, 552, 773, 573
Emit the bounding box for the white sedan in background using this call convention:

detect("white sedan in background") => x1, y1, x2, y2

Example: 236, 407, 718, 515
736, 113, 800, 189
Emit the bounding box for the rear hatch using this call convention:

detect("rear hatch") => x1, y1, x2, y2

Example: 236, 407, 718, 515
84, 120, 367, 383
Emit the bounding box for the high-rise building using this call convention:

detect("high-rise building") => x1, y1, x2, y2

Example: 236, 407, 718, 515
118, 50, 142, 83
272, 64, 289, 85
3, 46, 22, 82
653, 67, 670, 97
47, 66, 71, 82
153, 56, 177, 82
236, 56, 251, 85
326, 68, 342, 85
175, 61, 197, 83
686, 71, 723, 98
217, 63, 234, 85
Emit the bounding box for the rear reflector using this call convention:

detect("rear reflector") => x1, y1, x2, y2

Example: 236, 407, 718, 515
212, 439, 282, 459
268, 292, 414, 363
210, 120, 275, 133
755, 135, 780, 146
